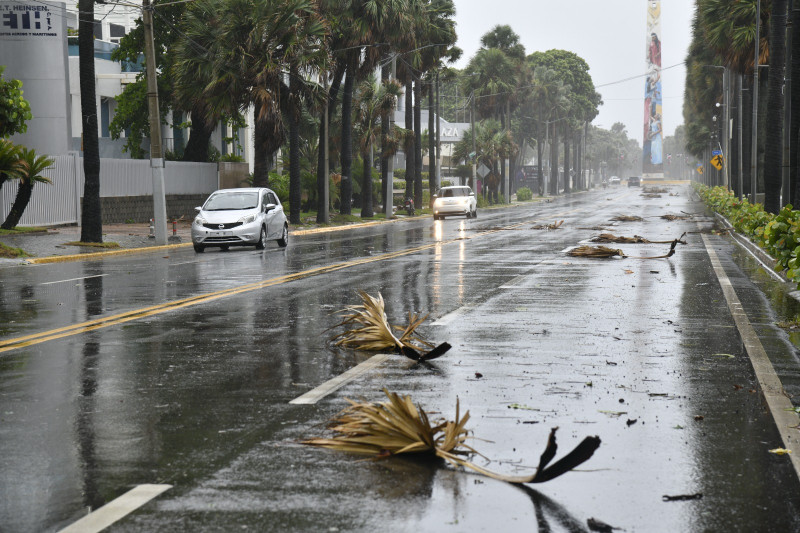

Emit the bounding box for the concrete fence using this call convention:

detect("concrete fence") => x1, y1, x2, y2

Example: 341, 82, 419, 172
0, 154, 220, 226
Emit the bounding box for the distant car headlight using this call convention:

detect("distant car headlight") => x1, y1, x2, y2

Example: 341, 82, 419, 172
194, 215, 206, 226
238, 214, 256, 225
434, 198, 444, 206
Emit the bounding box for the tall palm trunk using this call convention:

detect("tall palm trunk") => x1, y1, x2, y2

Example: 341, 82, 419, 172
428, 81, 436, 205
404, 79, 415, 202
765, 0, 788, 213
413, 77, 423, 209
536, 127, 543, 195
563, 124, 571, 194
79, 0, 102, 243
362, 145, 374, 217
340, 59, 355, 215
1, 180, 32, 229
317, 65, 345, 221
183, 105, 214, 163
288, 68, 301, 224
380, 63, 390, 212
253, 117, 270, 187
792, 2, 800, 205
549, 122, 558, 195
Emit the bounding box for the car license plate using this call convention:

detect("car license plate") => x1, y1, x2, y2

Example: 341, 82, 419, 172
211, 230, 231, 236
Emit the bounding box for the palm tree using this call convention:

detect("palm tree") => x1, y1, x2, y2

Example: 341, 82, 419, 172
78, 0, 102, 243
354, 76, 402, 217
0, 140, 23, 193
1, 148, 54, 229
327, 0, 411, 214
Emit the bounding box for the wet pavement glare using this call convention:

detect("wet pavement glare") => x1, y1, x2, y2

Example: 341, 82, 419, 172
1, 185, 799, 532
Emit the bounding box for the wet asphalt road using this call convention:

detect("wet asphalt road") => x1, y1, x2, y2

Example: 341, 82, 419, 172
1, 184, 800, 532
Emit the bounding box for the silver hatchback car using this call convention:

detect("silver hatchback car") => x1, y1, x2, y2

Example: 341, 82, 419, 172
191, 187, 288, 253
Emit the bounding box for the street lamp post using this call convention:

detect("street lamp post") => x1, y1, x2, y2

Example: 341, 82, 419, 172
751, 0, 761, 203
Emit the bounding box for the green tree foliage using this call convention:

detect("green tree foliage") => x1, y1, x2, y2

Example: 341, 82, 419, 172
110, 3, 185, 159
0, 66, 33, 138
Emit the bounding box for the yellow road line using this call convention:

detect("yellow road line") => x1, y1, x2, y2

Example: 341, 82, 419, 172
1, 223, 526, 353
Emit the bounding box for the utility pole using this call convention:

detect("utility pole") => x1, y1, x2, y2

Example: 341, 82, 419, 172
471, 91, 476, 191
751, 0, 761, 203
323, 75, 330, 223
142, 0, 167, 245
738, 74, 744, 200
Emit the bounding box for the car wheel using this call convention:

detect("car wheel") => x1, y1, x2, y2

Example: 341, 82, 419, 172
193, 243, 204, 253
472, 208, 477, 218
255, 225, 266, 250
220, 245, 230, 251
277, 224, 289, 247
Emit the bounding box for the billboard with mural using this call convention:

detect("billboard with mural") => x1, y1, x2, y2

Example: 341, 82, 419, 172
643, 0, 663, 177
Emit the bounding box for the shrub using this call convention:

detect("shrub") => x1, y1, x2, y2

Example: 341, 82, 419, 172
517, 187, 533, 202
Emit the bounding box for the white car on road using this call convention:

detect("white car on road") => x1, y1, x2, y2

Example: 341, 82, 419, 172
191, 187, 288, 253
432, 186, 477, 220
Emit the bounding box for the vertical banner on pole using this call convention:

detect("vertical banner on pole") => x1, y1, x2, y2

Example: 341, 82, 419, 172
643, 0, 664, 178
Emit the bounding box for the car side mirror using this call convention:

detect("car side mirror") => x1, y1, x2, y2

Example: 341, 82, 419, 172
194, 206, 201, 213
469, 192, 475, 196
264, 203, 276, 213
433, 194, 438, 199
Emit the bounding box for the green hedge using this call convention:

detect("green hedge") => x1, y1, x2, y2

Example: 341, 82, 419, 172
517, 187, 533, 201
694, 184, 800, 284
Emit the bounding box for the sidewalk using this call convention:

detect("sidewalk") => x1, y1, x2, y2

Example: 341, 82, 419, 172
0, 222, 193, 264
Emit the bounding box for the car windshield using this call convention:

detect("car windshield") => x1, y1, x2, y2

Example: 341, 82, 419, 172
204, 192, 259, 211
439, 188, 467, 197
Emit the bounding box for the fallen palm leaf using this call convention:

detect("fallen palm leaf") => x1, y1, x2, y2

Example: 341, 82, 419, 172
303, 389, 601, 484
569, 240, 678, 259
591, 233, 649, 244
661, 214, 691, 221
532, 220, 564, 230
642, 193, 662, 198
591, 232, 687, 245
610, 215, 643, 222
568, 245, 625, 258
329, 290, 450, 361
643, 186, 669, 194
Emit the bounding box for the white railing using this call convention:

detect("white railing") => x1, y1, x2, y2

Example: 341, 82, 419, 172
0, 154, 219, 226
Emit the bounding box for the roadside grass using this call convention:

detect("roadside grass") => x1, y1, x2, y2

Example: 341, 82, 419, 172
0, 242, 29, 258
64, 241, 121, 249
0, 226, 48, 235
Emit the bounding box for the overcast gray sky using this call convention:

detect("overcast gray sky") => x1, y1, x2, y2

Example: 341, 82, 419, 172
451, 0, 696, 146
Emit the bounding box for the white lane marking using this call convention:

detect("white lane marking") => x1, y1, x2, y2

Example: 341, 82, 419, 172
431, 305, 473, 326
41, 274, 108, 286
703, 235, 800, 480
289, 354, 392, 405
169, 260, 201, 267
58, 484, 172, 533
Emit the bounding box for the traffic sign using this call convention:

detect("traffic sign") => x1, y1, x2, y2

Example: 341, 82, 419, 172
697, 165, 704, 175
710, 154, 723, 170
712, 149, 722, 156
